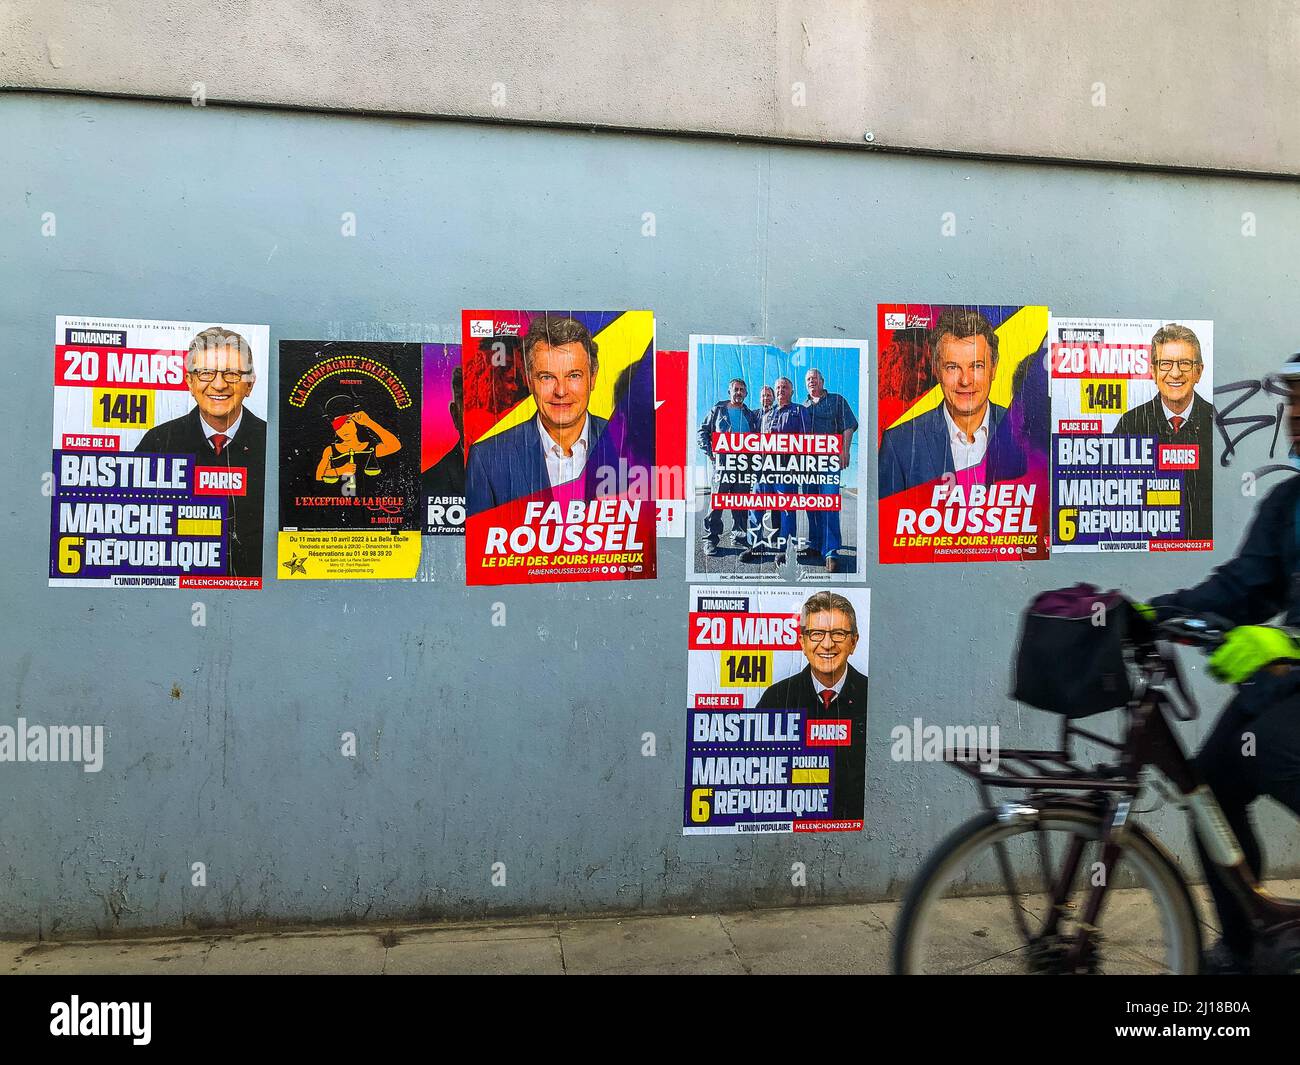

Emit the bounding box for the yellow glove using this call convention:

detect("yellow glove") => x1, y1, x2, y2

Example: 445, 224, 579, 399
1208, 626, 1300, 684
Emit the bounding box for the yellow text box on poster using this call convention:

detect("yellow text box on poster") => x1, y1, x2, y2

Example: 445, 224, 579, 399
719, 650, 773, 688
277, 531, 421, 580
91, 388, 155, 429
177, 518, 222, 536
1079, 379, 1127, 414
1146, 490, 1182, 506
792, 768, 830, 784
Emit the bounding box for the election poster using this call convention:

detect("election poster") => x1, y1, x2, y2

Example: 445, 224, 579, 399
877, 304, 1050, 564
687, 336, 867, 583
277, 340, 422, 579
656, 348, 688, 538
462, 309, 658, 586
1049, 317, 1214, 552
421, 343, 465, 536
684, 586, 870, 835
50, 315, 269, 589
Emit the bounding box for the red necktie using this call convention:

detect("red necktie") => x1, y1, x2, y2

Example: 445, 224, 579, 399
211, 433, 228, 456
1169, 416, 1184, 434
819, 688, 836, 710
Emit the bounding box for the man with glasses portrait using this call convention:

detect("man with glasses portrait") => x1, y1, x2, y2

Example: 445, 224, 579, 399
1113, 322, 1215, 541
756, 590, 869, 821
135, 326, 266, 576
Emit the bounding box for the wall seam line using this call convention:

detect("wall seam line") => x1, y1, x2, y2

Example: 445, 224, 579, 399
3, 86, 1297, 184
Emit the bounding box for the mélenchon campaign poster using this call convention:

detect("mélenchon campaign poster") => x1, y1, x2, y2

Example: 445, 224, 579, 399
50, 315, 269, 590
877, 304, 1050, 564
277, 341, 422, 579
421, 343, 465, 536
684, 586, 870, 835
461, 310, 657, 586
687, 336, 867, 583
1049, 317, 1214, 553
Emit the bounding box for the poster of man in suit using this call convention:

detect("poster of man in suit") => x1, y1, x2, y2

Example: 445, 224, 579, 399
49, 316, 269, 589
1049, 317, 1214, 552
461, 309, 657, 586
877, 304, 1051, 564
684, 586, 870, 834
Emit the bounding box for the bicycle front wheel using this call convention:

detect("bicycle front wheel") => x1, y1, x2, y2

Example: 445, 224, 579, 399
892, 803, 1201, 975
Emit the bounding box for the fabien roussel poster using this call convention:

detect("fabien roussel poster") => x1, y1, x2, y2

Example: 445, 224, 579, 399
877, 303, 1050, 564
462, 309, 658, 586
277, 340, 423, 579
50, 315, 269, 589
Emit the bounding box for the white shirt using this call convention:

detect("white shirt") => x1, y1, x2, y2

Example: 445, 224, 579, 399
1161, 399, 1194, 428
537, 412, 591, 487
200, 410, 242, 449
942, 403, 992, 471
813, 668, 848, 706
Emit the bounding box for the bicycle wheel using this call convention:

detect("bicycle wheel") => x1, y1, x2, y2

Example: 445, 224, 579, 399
893, 803, 1202, 974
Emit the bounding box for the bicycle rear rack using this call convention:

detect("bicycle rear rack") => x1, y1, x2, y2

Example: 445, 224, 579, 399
945, 747, 1142, 793
945, 717, 1142, 794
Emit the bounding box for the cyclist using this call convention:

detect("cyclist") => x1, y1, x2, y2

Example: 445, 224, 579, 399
1137, 351, 1300, 973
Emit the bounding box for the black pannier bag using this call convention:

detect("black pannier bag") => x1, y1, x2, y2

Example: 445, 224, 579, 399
1012, 584, 1134, 718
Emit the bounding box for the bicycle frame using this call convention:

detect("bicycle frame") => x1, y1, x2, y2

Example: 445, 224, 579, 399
946, 639, 1300, 969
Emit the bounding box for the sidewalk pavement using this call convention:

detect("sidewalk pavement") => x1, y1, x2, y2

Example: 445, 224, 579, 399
5, 882, 1291, 976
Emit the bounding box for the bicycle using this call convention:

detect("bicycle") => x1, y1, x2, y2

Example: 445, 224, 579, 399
892, 610, 1300, 975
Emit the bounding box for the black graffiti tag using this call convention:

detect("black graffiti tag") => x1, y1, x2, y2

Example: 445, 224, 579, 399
1214, 377, 1288, 465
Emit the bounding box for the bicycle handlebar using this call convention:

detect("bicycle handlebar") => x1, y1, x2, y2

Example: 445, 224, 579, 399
1153, 613, 1233, 651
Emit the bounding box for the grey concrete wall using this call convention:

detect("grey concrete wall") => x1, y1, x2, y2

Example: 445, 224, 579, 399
3, 0, 1298, 174
3, 92, 1299, 937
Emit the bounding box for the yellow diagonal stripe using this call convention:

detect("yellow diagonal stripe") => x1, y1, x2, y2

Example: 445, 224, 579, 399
792, 768, 830, 784
886, 305, 1049, 430
477, 311, 655, 442
177, 519, 222, 536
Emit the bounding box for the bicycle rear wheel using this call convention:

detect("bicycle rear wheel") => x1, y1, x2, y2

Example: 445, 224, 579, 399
892, 803, 1201, 974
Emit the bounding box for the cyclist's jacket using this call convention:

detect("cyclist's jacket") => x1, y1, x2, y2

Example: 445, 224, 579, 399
1152, 475, 1300, 628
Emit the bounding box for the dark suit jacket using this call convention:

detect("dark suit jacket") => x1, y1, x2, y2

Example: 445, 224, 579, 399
136, 406, 266, 577
466, 413, 608, 514
1113, 392, 1215, 541
879, 402, 1008, 498
756, 662, 869, 821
